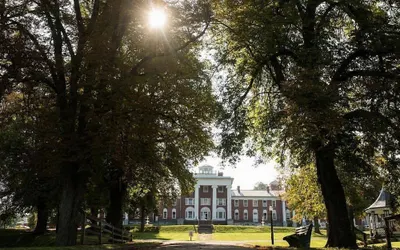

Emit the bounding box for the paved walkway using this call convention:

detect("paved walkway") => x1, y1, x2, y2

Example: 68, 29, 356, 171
132, 239, 284, 249
155, 242, 253, 249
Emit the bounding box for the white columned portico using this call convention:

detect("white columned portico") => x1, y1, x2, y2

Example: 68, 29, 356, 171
212, 185, 217, 220
194, 184, 200, 220
282, 200, 287, 226
227, 185, 232, 220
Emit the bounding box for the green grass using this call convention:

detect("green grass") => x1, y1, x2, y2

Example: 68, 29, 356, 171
131, 231, 328, 247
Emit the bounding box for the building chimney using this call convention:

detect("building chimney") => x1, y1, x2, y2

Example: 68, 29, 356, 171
267, 186, 270, 193
237, 186, 240, 193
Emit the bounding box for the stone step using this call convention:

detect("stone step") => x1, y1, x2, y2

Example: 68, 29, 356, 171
198, 224, 213, 234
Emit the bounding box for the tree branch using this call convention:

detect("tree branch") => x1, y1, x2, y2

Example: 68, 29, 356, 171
12, 21, 58, 90
73, 0, 85, 37
130, 19, 211, 75
339, 70, 399, 81
331, 48, 395, 83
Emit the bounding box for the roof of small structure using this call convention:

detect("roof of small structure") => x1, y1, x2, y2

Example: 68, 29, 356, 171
365, 188, 392, 212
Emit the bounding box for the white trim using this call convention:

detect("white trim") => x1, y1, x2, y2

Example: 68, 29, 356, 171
163, 208, 168, 219
234, 209, 239, 220
216, 207, 226, 220
200, 206, 211, 220
243, 209, 248, 220
253, 209, 258, 222
172, 208, 176, 219
185, 207, 195, 220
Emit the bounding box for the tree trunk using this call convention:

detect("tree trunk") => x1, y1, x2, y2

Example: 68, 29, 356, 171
106, 179, 126, 229
315, 144, 357, 248
140, 205, 145, 232
33, 203, 49, 234
55, 168, 84, 246
313, 216, 321, 234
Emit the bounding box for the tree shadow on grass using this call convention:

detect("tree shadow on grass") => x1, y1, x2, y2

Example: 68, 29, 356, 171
132, 232, 171, 241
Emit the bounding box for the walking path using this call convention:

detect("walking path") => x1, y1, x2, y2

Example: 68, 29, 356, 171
132, 239, 285, 249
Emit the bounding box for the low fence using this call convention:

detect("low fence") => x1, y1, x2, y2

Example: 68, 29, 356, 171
80, 214, 132, 244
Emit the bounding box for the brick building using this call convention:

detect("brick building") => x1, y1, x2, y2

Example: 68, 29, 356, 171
151, 165, 294, 226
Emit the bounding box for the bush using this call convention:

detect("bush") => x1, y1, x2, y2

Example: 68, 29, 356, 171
128, 224, 297, 234
212, 225, 294, 233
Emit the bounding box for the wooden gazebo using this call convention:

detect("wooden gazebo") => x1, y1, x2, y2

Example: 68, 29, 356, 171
365, 188, 393, 239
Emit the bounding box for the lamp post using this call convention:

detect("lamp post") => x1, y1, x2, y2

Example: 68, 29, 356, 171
269, 205, 274, 245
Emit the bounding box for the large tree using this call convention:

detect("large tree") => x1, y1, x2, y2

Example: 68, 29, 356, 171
212, 1, 400, 247
1, 0, 214, 245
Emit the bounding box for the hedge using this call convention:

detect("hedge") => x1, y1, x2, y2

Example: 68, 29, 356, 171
127, 225, 297, 233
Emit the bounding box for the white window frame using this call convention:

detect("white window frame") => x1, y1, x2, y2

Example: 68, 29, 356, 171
172, 208, 176, 219
243, 200, 248, 207
216, 207, 226, 220
172, 200, 177, 206
218, 186, 224, 193
272, 210, 277, 220
234, 199, 239, 207
201, 198, 210, 205
253, 200, 258, 207
272, 200, 276, 208
263, 210, 268, 220
217, 198, 226, 206
234, 209, 239, 220
185, 207, 195, 220
163, 208, 168, 219
253, 209, 258, 222
185, 198, 195, 205
203, 186, 209, 193
262, 200, 267, 207
286, 209, 291, 219
243, 209, 248, 220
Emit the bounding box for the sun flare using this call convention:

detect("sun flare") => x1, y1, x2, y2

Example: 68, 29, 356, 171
148, 8, 167, 28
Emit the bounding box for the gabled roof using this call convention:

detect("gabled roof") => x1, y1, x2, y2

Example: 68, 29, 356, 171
231, 190, 275, 197
365, 188, 392, 212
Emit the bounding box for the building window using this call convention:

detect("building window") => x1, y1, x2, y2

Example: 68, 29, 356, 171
272, 200, 276, 208
234, 209, 239, 220
172, 200, 177, 206
185, 198, 195, 205
203, 186, 209, 193
262, 200, 267, 207
201, 198, 210, 205
234, 200, 239, 207
217, 198, 226, 206
286, 209, 291, 219
185, 207, 195, 220
163, 208, 168, 219
218, 186, 224, 193
172, 209, 176, 219
243, 200, 248, 207
216, 207, 226, 220
253, 209, 258, 222
243, 210, 248, 220
253, 200, 258, 207
272, 210, 277, 220
263, 210, 268, 220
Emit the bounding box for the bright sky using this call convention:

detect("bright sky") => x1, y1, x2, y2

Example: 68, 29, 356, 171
197, 155, 278, 190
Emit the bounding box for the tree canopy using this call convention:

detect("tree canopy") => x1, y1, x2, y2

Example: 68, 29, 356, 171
0, 0, 216, 245
211, 0, 400, 247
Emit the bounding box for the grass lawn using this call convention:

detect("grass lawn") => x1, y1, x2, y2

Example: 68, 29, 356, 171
132, 231, 328, 247
132, 231, 400, 249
